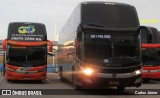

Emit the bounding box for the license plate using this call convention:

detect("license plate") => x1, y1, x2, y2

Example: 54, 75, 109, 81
24, 77, 30, 80
109, 81, 119, 85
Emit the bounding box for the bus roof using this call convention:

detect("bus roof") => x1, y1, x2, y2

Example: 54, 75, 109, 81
80, 1, 133, 7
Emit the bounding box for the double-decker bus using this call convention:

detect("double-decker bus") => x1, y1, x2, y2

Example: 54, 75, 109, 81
3, 22, 53, 81
56, 2, 145, 90
141, 27, 160, 82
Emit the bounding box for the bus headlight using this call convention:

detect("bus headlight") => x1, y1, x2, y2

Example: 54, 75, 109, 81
6, 67, 14, 72
83, 68, 94, 76
133, 70, 141, 75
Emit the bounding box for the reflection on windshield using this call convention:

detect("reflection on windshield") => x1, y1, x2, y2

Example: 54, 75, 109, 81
7, 45, 47, 66
85, 41, 112, 59
114, 34, 140, 58
82, 4, 139, 29
85, 33, 112, 59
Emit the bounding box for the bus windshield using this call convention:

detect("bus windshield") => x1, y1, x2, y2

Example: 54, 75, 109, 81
82, 4, 139, 29
7, 45, 47, 66
84, 33, 140, 64
84, 33, 112, 59
142, 49, 160, 66
114, 34, 140, 58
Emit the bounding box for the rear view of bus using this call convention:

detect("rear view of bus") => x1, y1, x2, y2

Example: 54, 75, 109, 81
141, 27, 160, 82
3, 22, 52, 81
57, 2, 142, 90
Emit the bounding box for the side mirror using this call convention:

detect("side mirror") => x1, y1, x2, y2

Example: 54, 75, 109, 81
140, 26, 153, 43
2, 39, 7, 51
47, 52, 54, 56
47, 40, 53, 52
140, 26, 160, 48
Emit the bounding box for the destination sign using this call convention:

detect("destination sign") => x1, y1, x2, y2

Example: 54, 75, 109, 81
85, 33, 111, 40
91, 34, 111, 39
7, 22, 47, 42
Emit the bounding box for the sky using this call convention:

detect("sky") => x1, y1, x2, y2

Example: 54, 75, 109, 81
0, 0, 160, 41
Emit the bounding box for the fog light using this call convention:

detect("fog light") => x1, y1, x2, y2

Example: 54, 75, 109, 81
84, 77, 92, 83
135, 78, 141, 84
83, 68, 94, 76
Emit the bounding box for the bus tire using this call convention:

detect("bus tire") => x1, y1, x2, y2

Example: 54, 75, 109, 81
59, 66, 65, 82
73, 78, 81, 90
117, 86, 125, 91
72, 66, 81, 90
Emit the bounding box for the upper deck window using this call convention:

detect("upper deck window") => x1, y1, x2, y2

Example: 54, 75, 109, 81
81, 4, 139, 30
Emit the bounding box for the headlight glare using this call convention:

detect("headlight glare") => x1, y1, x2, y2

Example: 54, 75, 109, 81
83, 68, 94, 76
134, 70, 141, 75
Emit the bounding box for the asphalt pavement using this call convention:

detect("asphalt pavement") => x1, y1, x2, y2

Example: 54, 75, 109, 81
0, 73, 159, 98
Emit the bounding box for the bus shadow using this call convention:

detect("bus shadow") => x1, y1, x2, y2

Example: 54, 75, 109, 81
6, 80, 45, 84
60, 80, 134, 95
77, 89, 134, 95
142, 80, 160, 84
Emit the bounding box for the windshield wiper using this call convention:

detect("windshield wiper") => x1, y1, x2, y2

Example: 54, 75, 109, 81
87, 24, 104, 27
113, 56, 138, 59
83, 24, 139, 31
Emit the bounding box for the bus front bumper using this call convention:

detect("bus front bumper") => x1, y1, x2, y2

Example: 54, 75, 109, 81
142, 70, 160, 79
5, 71, 46, 80
79, 73, 142, 88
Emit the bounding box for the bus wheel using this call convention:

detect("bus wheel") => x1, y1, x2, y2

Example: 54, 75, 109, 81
117, 86, 125, 91
73, 75, 81, 90
72, 69, 81, 90
59, 66, 65, 82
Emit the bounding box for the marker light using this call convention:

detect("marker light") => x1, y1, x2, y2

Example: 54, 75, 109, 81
83, 68, 94, 76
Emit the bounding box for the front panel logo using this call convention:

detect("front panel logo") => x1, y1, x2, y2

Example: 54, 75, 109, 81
112, 74, 116, 78
18, 25, 35, 34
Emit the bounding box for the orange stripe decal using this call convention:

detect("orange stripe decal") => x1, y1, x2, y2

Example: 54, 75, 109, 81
7, 40, 47, 46
142, 44, 160, 48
